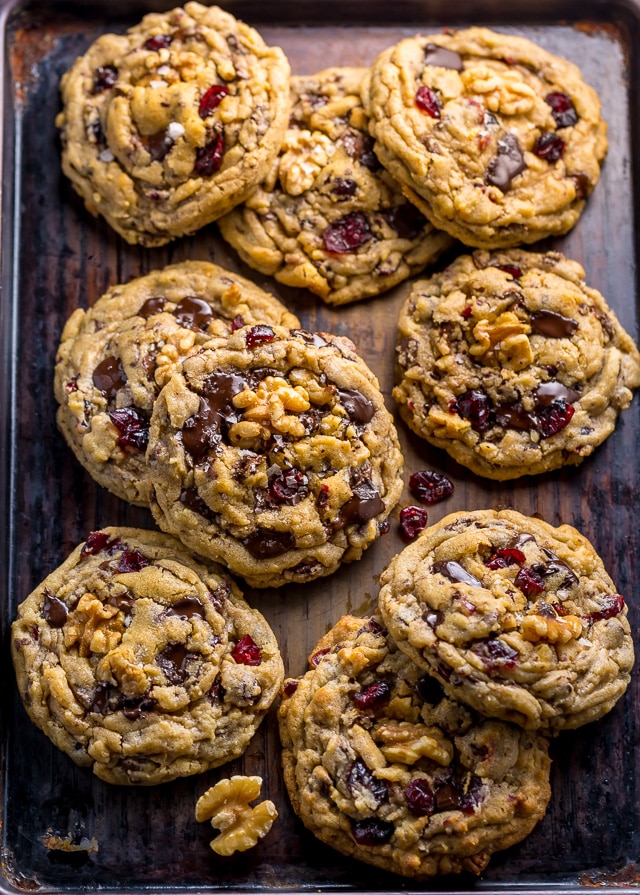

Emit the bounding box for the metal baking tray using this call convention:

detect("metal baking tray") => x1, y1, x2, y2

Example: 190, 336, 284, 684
1, 0, 640, 892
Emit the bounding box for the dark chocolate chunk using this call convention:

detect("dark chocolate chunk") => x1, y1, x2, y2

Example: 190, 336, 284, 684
93, 356, 126, 399
431, 560, 482, 588
424, 43, 463, 71
486, 134, 525, 192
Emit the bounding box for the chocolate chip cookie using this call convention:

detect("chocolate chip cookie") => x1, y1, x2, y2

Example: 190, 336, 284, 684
11, 527, 284, 785
378, 509, 634, 730
361, 28, 607, 247
147, 326, 403, 588
279, 614, 551, 879
218, 67, 453, 306
394, 249, 640, 479
54, 261, 299, 506
56, 3, 290, 246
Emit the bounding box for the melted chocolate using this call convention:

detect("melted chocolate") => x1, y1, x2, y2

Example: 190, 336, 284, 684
494, 402, 535, 430
530, 309, 578, 338
424, 43, 463, 71
121, 696, 158, 720
243, 528, 295, 559
138, 296, 167, 318
93, 356, 126, 398
431, 560, 482, 588
338, 388, 375, 425
382, 203, 427, 239
88, 683, 110, 714
506, 533, 535, 551
179, 487, 218, 522
141, 129, 173, 162
291, 329, 329, 348
181, 371, 245, 459
334, 480, 385, 529
173, 296, 215, 332
108, 591, 136, 612
534, 381, 580, 408
486, 134, 525, 192
43, 591, 68, 627
165, 597, 205, 619
156, 643, 192, 684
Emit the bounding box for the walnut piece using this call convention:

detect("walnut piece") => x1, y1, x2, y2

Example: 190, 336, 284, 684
64, 592, 124, 657
521, 612, 583, 644
231, 376, 311, 439
461, 66, 536, 116
373, 720, 454, 766
195, 775, 278, 856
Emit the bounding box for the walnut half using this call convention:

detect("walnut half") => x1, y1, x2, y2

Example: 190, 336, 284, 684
195, 775, 278, 856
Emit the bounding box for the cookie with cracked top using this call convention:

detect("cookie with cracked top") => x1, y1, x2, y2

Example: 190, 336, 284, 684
146, 326, 403, 588
54, 260, 299, 506
378, 509, 634, 730
279, 614, 551, 879
361, 27, 607, 247
11, 527, 284, 785
218, 67, 453, 306
393, 249, 640, 479
56, 2, 290, 246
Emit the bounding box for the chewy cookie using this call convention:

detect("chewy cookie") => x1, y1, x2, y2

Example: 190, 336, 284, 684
219, 67, 452, 306
56, 3, 290, 246
147, 326, 403, 588
279, 614, 551, 879
378, 509, 634, 730
54, 261, 299, 506
362, 28, 607, 247
394, 249, 640, 479
11, 527, 284, 785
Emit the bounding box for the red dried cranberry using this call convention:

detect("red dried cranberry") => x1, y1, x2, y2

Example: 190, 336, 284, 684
496, 264, 523, 279
536, 399, 574, 438
378, 519, 390, 535
515, 567, 546, 597
545, 92, 578, 128
144, 34, 173, 50
194, 133, 225, 176
310, 648, 331, 667
399, 505, 429, 542
81, 531, 121, 557
118, 550, 149, 573
462, 305, 473, 319
283, 679, 299, 697
586, 594, 625, 621
199, 84, 229, 118
353, 680, 391, 710
348, 759, 389, 807
245, 325, 275, 348
485, 547, 526, 569
231, 314, 245, 331
404, 779, 435, 817
470, 637, 518, 671
533, 131, 565, 162
459, 775, 485, 814
351, 818, 394, 846
231, 634, 262, 666
332, 177, 357, 197
269, 469, 309, 505
66, 380, 79, 392
454, 390, 491, 431
415, 85, 441, 118
109, 407, 149, 452
93, 65, 117, 93
322, 212, 372, 254
409, 470, 454, 505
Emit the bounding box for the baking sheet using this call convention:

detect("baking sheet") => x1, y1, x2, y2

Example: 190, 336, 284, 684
1, 0, 640, 892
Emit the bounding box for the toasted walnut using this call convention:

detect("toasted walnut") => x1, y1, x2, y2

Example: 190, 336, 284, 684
64, 593, 124, 657
461, 66, 536, 116
373, 720, 454, 766
154, 330, 198, 387
521, 612, 583, 644
196, 776, 277, 856
470, 312, 530, 355
496, 333, 534, 371
428, 405, 472, 438
278, 129, 336, 195
231, 376, 311, 439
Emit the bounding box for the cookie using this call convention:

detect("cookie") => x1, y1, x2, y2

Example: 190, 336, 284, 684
361, 27, 607, 248
279, 614, 551, 879
11, 527, 284, 785
54, 261, 299, 506
146, 326, 403, 588
378, 509, 634, 730
56, 3, 290, 246
218, 67, 453, 306
393, 249, 640, 479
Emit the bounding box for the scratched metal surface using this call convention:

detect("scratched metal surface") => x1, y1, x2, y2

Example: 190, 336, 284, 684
1, 0, 640, 892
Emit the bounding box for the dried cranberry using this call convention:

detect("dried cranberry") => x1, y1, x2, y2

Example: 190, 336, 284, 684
109, 407, 149, 452
118, 550, 148, 573
536, 399, 574, 438
353, 680, 391, 711
515, 567, 546, 597
399, 505, 429, 542
81, 531, 120, 557
470, 637, 518, 671
316, 484, 330, 508
310, 648, 330, 667
404, 779, 435, 817
283, 679, 299, 697
454, 390, 491, 431
485, 547, 526, 569
231, 314, 245, 331
268, 469, 309, 505
348, 759, 389, 807
409, 470, 454, 505
545, 92, 578, 128
332, 177, 357, 197
351, 818, 394, 846
533, 131, 565, 162
245, 325, 275, 348
194, 133, 225, 176
93, 65, 117, 93
231, 634, 262, 666
322, 212, 372, 254
144, 34, 173, 50
496, 264, 523, 279
462, 305, 473, 319
199, 84, 229, 118
415, 85, 441, 118
459, 775, 485, 814
586, 594, 625, 621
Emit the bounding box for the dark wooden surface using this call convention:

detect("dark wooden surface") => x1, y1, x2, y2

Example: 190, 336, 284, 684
2, 1, 640, 892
